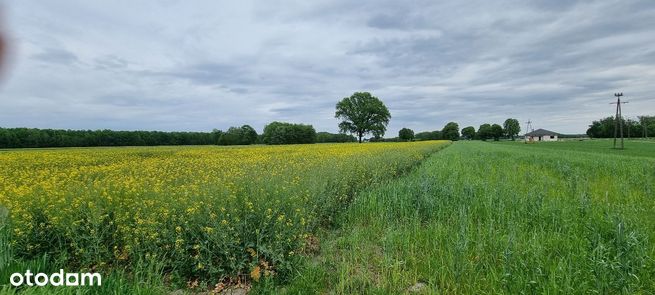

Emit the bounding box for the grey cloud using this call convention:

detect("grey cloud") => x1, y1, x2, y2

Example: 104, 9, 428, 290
528, 0, 580, 11
366, 12, 431, 31
174, 63, 253, 85
94, 55, 129, 70
31, 48, 78, 65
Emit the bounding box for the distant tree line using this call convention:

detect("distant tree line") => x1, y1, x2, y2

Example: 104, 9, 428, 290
394, 118, 521, 142
0, 92, 386, 148
316, 132, 356, 143
6, 88, 576, 148
586, 115, 655, 138
0, 128, 218, 148
466, 119, 521, 141
214, 125, 258, 145
0, 121, 351, 148
387, 122, 459, 142
415, 130, 441, 141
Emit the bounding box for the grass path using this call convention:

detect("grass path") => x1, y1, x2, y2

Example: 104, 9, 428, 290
276, 141, 655, 294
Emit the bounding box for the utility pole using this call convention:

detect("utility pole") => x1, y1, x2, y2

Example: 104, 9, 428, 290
611, 93, 628, 149
524, 119, 533, 143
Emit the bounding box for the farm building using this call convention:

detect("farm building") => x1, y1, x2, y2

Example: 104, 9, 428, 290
525, 129, 559, 142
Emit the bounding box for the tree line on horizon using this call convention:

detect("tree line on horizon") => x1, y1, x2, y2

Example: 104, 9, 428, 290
586, 115, 654, 138
0, 88, 524, 148
334, 92, 527, 143
0, 125, 357, 148
392, 119, 522, 142
0, 92, 377, 148
5, 92, 648, 149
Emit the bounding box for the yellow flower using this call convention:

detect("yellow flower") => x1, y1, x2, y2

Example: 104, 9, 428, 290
0, 141, 447, 278
250, 266, 261, 282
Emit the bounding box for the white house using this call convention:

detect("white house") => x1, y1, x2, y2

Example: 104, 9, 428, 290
525, 129, 559, 142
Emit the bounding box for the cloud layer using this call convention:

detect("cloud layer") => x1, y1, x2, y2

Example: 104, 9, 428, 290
1, 0, 654, 135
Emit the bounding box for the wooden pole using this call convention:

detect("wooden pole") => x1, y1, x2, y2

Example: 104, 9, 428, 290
613, 95, 620, 148
619, 98, 624, 149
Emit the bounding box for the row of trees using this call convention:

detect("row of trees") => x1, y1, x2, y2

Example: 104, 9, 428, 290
0, 128, 218, 148
395, 122, 459, 142
460, 119, 521, 141
0, 122, 327, 148
473, 124, 505, 141
334, 94, 526, 143
0, 92, 380, 148
7, 91, 587, 147
0, 92, 389, 147
586, 115, 655, 138
333, 94, 655, 142
397, 119, 521, 142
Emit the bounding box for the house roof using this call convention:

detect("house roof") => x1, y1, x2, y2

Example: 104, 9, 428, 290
525, 128, 559, 136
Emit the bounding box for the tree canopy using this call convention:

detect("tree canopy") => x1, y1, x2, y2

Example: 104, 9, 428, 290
335, 92, 391, 143
398, 128, 415, 141
478, 124, 492, 141
262, 121, 317, 144
491, 124, 504, 141
0, 127, 218, 148
316, 132, 356, 143
217, 125, 258, 145
461, 126, 475, 140
586, 116, 654, 138
442, 122, 460, 141
503, 118, 521, 140
414, 131, 441, 141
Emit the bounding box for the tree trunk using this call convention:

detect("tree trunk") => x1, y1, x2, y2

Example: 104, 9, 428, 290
358, 132, 363, 143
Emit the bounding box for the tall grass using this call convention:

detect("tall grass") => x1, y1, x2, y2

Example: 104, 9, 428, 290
283, 141, 655, 294
498, 138, 655, 158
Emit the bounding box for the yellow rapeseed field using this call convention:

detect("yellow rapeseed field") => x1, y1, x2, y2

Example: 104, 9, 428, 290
0, 141, 448, 282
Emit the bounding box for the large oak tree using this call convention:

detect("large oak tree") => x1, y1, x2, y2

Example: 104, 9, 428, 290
335, 92, 391, 143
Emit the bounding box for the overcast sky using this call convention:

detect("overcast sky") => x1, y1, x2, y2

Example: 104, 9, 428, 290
0, 0, 654, 135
